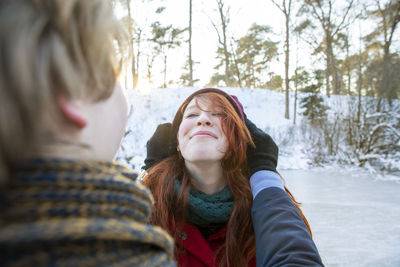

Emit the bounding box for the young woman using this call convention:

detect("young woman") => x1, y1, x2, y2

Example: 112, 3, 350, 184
143, 88, 323, 267
0, 0, 174, 266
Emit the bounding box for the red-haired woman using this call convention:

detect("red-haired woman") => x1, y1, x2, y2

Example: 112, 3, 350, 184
142, 88, 323, 267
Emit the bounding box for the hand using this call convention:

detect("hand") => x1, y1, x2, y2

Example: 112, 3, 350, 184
143, 123, 177, 170
245, 118, 278, 176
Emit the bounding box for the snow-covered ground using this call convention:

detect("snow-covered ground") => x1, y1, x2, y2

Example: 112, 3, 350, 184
116, 87, 400, 181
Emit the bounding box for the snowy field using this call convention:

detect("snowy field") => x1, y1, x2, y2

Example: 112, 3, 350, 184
116, 86, 400, 182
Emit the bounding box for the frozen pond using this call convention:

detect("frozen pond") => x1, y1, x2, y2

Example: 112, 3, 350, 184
281, 169, 400, 267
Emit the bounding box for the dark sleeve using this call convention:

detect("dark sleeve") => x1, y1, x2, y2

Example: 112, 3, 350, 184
251, 187, 324, 267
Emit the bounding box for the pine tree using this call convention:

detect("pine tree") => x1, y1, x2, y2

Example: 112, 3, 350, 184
235, 24, 278, 88
149, 21, 186, 88
300, 70, 328, 126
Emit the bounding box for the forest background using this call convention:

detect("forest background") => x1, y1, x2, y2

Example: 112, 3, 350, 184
111, 0, 400, 175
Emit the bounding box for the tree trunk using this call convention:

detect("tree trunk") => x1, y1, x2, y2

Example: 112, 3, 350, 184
189, 0, 193, 86
293, 68, 298, 125
357, 60, 362, 122
271, 0, 292, 118
126, 0, 137, 88
146, 55, 154, 85
251, 62, 255, 88
357, 63, 362, 123
222, 27, 230, 86
294, 23, 298, 125
379, 46, 391, 101
303, 0, 354, 96
217, 0, 230, 86
230, 42, 242, 87
163, 54, 167, 88
377, 47, 390, 112
377, 0, 400, 106
326, 33, 340, 95
325, 52, 331, 97
357, 23, 362, 123
132, 51, 138, 88
346, 38, 351, 95
284, 11, 290, 119
135, 29, 142, 88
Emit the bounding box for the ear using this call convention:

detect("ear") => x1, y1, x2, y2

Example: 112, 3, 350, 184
57, 96, 88, 129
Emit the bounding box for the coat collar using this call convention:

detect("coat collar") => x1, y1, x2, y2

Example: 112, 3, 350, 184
176, 222, 227, 267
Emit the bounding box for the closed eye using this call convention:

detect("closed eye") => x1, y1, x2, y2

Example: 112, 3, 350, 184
185, 113, 198, 118
212, 113, 224, 117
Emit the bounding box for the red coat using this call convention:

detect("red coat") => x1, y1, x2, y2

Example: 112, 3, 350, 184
174, 222, 256, 267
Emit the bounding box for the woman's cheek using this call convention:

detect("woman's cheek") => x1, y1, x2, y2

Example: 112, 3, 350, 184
178, 119, 193, 147
178, 119, 193, 136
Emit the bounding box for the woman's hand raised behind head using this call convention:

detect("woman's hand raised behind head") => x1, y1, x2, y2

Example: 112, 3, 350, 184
143, 123, 177, 170
245, 119, 279, 176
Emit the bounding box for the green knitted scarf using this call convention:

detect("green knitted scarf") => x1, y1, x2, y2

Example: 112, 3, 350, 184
174, 182, 234, 227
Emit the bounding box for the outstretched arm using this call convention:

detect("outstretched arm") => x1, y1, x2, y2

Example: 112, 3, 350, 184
246, 119, 323, 266
250, 171, 323, 267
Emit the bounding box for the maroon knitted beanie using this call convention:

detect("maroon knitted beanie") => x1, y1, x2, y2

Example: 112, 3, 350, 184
175, 88, 246, 122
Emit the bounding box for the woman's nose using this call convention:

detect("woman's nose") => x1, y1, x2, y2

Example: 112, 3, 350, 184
196, 112, 212, 126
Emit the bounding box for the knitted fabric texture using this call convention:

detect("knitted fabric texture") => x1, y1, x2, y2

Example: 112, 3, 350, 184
174, 182, 233, 227
0, 158, 175, 267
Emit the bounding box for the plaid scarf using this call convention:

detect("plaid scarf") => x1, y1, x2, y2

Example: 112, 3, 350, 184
0, 158, 175, 267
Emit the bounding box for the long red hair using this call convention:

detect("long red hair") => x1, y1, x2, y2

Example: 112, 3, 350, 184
144, 92, 312, 267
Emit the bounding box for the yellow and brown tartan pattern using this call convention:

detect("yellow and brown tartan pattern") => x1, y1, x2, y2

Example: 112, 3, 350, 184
0, 158, 175, 266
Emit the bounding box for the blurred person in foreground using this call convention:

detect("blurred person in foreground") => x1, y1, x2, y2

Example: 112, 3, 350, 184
0, 0, 174, 266
142, 88, 324, 267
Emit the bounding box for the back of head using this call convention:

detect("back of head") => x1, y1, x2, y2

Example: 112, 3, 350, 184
0, 0, 125, 182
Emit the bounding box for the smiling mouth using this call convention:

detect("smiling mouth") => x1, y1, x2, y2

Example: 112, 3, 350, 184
191, 131, 217, 139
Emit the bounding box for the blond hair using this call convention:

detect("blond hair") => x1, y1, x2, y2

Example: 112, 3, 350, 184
0, 0, 126, 182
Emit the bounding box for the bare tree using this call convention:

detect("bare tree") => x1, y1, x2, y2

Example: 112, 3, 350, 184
357, 21, 363, 123
210, 0, 232, 86
125, 0, 138, 88
218, 0, 230, 85
272, 0, 293, 119
135, 27, 143, 87
293, 25, 300, 125
189, 0, 194, 86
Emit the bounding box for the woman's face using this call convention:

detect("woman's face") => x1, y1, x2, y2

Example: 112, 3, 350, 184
178, 96, 229, 163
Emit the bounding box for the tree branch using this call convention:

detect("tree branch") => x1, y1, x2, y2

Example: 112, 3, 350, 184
387, 0, 400, 47
310, 0, 325, 27
271, 0, 285, 14
333, 0, 354, 36
206, 13, 223, 46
